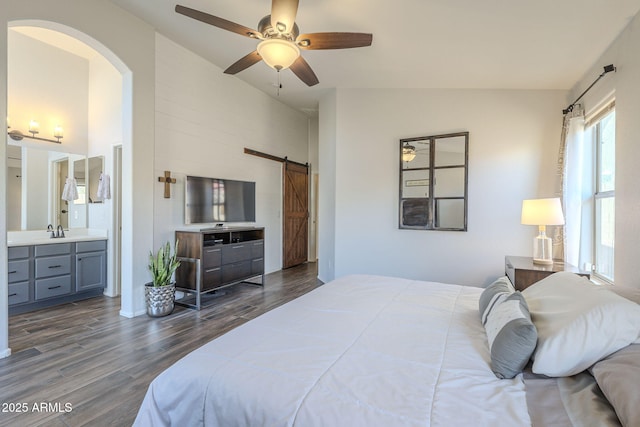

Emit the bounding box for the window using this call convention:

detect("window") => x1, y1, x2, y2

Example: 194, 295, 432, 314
592, 109, 615, 281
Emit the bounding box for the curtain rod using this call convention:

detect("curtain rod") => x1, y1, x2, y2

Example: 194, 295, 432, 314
563, 64, 616, 115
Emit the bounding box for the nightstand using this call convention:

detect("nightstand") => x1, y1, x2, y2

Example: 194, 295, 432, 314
505, 256, 591, 291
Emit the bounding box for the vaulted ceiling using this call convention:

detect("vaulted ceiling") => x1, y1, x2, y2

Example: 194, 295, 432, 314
105, 0, 640, 113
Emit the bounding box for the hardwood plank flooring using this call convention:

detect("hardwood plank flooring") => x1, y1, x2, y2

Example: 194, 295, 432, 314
0, 262, 321, 427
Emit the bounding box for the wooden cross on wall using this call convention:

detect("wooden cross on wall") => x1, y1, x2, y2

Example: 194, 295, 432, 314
158, 171, 176, 198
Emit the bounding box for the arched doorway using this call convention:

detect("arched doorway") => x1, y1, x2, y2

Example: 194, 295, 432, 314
6, 21, 128, 308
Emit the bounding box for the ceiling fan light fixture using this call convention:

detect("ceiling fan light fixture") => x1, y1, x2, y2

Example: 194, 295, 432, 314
257, 38, 300, 71
402, 144, 416, 162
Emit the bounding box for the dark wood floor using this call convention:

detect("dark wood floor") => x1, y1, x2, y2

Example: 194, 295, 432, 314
0, 262, 321, 427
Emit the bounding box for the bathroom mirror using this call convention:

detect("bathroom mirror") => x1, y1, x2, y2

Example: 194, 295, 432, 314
399, 132, 468, 231
88, 156, 104, 203
74, 158, 86, 205
6, 142, 87, 231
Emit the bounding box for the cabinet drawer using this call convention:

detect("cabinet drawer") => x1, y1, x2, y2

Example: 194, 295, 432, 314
8, 260, 29, 283
76, 240, 107, 253
35, 276, 72, 300
35, 243, 71, 257
36, 255, 71, 278
251, 258, 264, 275
203, 247, 222, 268
9, 282, 29, 305
222, 260, 251, 283
251, 240, 264, 258
203, 266, 222, 290
222, 244, 251, 264
8, 246, 29, 260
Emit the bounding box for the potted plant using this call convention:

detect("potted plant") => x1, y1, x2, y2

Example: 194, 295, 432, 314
145, 240, 180, 317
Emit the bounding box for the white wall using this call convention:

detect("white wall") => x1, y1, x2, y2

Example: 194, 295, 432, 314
87, 49, 122, 297
153, 34, 309, 274
7, 30, 89, 153
319, 88, 567, 286
308, 116, 319, 261
318, 90, 338, 282
568, 12, 640, 288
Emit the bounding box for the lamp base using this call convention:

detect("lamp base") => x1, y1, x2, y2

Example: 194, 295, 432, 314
532, 229, 553, 265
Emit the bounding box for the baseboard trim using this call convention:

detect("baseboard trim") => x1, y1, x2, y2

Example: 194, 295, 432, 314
119, 309, 147, 318
0, 348, 12, 359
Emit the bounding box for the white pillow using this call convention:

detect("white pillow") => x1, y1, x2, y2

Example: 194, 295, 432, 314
522, 272, 640, 377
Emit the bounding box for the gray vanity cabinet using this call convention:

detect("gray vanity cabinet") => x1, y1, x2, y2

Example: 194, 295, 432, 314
76, 240, 107, 291
8, 240, 107, 315
8, 246, 30, 306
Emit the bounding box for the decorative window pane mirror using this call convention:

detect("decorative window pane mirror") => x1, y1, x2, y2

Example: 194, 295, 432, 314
399, 132, 469, 231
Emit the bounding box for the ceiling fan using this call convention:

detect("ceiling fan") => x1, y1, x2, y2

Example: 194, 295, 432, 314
175, 0, 373, 86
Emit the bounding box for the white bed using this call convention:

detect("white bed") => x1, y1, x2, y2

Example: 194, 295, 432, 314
134, 274, 635, 426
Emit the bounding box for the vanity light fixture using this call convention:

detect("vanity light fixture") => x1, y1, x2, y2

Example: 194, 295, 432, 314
7, 119, 64, 144
28, 119, 40, 136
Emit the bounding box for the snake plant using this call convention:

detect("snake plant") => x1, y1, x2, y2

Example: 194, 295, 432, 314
148, 240, 180, 287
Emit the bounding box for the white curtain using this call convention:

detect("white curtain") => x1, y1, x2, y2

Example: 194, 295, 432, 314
556, 105, 592, 268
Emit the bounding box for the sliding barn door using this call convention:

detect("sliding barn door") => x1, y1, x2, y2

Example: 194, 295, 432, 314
283, 161, 309, 269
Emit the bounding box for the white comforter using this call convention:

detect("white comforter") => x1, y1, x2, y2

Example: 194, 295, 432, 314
134, 275, 531, 426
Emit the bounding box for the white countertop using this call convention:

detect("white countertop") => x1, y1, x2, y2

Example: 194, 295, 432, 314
8, 228, 108, 247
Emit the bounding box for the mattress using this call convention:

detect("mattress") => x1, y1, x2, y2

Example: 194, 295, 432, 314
134, 274, 618, 426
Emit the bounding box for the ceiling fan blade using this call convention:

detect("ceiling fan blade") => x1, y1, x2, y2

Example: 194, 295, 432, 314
270, 0, 299, 34
297, 32, 373, 50
224, 51, 263, 75
175, 5, 261, 39
289, 56, 319, 87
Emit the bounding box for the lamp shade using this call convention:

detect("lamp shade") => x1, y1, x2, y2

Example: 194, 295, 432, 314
257, 39, 300, 71
521, 198, 565, 226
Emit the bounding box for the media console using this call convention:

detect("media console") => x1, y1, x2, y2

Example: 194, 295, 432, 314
174, 227, 264, 310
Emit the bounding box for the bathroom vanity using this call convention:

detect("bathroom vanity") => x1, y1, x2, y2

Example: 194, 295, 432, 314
8, 230, 107, 315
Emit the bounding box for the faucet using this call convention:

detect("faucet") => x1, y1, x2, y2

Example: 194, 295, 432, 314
47, 224, 55, 238
56, 225, 65, 238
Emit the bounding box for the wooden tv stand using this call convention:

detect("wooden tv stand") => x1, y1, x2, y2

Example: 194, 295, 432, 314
174, 227, 264, 309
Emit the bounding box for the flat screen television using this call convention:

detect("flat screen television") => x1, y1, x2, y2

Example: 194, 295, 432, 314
185, 175, 256, 224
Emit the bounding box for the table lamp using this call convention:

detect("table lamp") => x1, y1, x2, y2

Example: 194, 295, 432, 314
521, 198, 565, 265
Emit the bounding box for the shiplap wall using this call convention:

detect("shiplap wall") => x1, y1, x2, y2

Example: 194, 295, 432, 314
152, 34, 310, 274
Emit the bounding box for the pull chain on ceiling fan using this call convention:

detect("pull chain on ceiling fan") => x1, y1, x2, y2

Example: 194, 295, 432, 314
175, 0, 373, 86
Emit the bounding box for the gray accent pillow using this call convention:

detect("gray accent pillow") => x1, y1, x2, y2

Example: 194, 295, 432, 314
590, 344, 640, 427
482, 292, 537, 379
479, 276, 514, 323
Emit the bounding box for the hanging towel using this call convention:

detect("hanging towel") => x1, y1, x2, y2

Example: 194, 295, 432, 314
61, 178, 79, 201
97, 173, 111, 200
